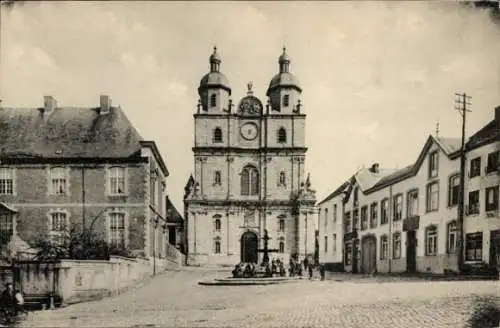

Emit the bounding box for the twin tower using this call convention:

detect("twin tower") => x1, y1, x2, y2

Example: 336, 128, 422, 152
185, 47, 317, 267
197, 47, 302, 115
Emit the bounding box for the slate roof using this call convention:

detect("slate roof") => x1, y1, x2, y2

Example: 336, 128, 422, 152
467, 120, 499, 151
355, 167, 398, 191
319, 135, 463, 204
166, 196, 183, 224
318, 181, 350, 205
0, 106, 144, 158
435, 137, 462, 154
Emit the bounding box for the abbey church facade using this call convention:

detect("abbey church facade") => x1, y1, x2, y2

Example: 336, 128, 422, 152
184, 48, 317, 267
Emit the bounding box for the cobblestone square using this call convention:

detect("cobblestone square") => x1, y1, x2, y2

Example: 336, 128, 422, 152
19, 268, 500, 328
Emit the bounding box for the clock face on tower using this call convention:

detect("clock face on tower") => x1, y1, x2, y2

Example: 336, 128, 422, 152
240, 122, 259, 141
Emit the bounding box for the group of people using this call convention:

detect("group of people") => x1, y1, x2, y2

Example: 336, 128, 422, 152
232, 262, 257, 278
232, 258, 326, 280
0, 282, 25, 318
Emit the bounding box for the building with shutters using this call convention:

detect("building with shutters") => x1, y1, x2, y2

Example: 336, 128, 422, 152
184, 48, 317, 267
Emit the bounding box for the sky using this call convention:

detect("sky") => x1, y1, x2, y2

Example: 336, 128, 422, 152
1, 1, 499, 211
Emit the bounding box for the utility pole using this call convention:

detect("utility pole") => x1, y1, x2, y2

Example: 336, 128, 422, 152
455, 92, 472, 271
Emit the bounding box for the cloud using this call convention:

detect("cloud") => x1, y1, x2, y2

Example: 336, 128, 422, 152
1, 1, 500, 208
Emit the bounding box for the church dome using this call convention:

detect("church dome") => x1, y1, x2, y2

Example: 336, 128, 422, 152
198, 47, 231, 95
199, 72, 231, 92
266, 48, 302, 96
267, 73, 301, 95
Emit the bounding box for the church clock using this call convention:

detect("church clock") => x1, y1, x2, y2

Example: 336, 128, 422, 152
240, 122, 259, 141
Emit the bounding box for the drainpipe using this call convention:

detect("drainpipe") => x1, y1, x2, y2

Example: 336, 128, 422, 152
388, 185, 393, 273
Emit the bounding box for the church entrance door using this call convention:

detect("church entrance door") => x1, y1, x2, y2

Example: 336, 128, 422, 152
240, 231, 258, 263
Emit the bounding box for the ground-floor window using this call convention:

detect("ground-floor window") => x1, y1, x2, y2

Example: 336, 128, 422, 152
109, 212, 126, 248
0, 213, 13, 244
345, 243, 352, 265
425, 225, 438, 256
214, 237, 221, 254
278, 237, 285, 253
324, 236, 328, 253
380, 235, 388, 260
447, 221, 457, 254
465, 232, 483, 261
392, 232, 401, 259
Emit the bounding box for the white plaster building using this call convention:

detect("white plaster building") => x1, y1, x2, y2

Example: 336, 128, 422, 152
463, 106, 500, 268
319, 105, 500, 274
184, 48, 317, 267
319, 136, 463, 274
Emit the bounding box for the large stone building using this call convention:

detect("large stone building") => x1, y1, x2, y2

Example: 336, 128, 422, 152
318, 105, 500, 274
0, 95, 179, 267
184, 48, 317, 267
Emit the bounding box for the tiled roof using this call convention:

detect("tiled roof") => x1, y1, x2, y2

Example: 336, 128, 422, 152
0, 107, 143, 158
467, 120, 499, 150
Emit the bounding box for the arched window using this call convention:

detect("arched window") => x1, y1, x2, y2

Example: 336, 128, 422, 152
214, 237, 221, 254
241, 165, 259, 196
279, 218, 285, 232
214, 218, 221, 232
278, 238, 285, 253
210, 94, 217, 108
283, 95, 290, 107
214, 171, 221, 185
213, 127, 223, 143
277, 128, 287, 143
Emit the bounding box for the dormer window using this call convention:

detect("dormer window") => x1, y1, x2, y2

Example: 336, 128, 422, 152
277, 127, 287, 143
213, 127, 223, 143
210, 94, 217, 108
283, 94, 289, 107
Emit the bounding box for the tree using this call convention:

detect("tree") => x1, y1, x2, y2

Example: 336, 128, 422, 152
33, 227, 110, 261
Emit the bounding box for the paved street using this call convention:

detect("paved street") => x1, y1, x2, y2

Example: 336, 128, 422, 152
20, 267, 500, 328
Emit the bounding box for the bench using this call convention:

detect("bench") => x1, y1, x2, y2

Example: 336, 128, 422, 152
23, 294, 62, 310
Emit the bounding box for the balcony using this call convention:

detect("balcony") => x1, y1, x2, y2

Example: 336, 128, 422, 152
486, 210, 499, 218
403, 216, 420, 232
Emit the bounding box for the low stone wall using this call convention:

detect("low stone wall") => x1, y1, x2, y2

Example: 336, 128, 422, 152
59, 256, 154, 305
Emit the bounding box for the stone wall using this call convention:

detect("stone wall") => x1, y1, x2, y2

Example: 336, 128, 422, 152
0, 250, 185, 307
58, 256, 153, 305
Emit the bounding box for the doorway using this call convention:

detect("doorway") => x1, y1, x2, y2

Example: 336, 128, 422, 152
240, 231, 258, 263
489, 230, 500, 267
361, 235, 377, 274
406, 230, 417, 273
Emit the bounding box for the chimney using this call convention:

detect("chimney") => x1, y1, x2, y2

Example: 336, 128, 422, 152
43, 95, 57, 114
495, 105, 500, 121
370, 163, 380, 173
100, 95, 112, 114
